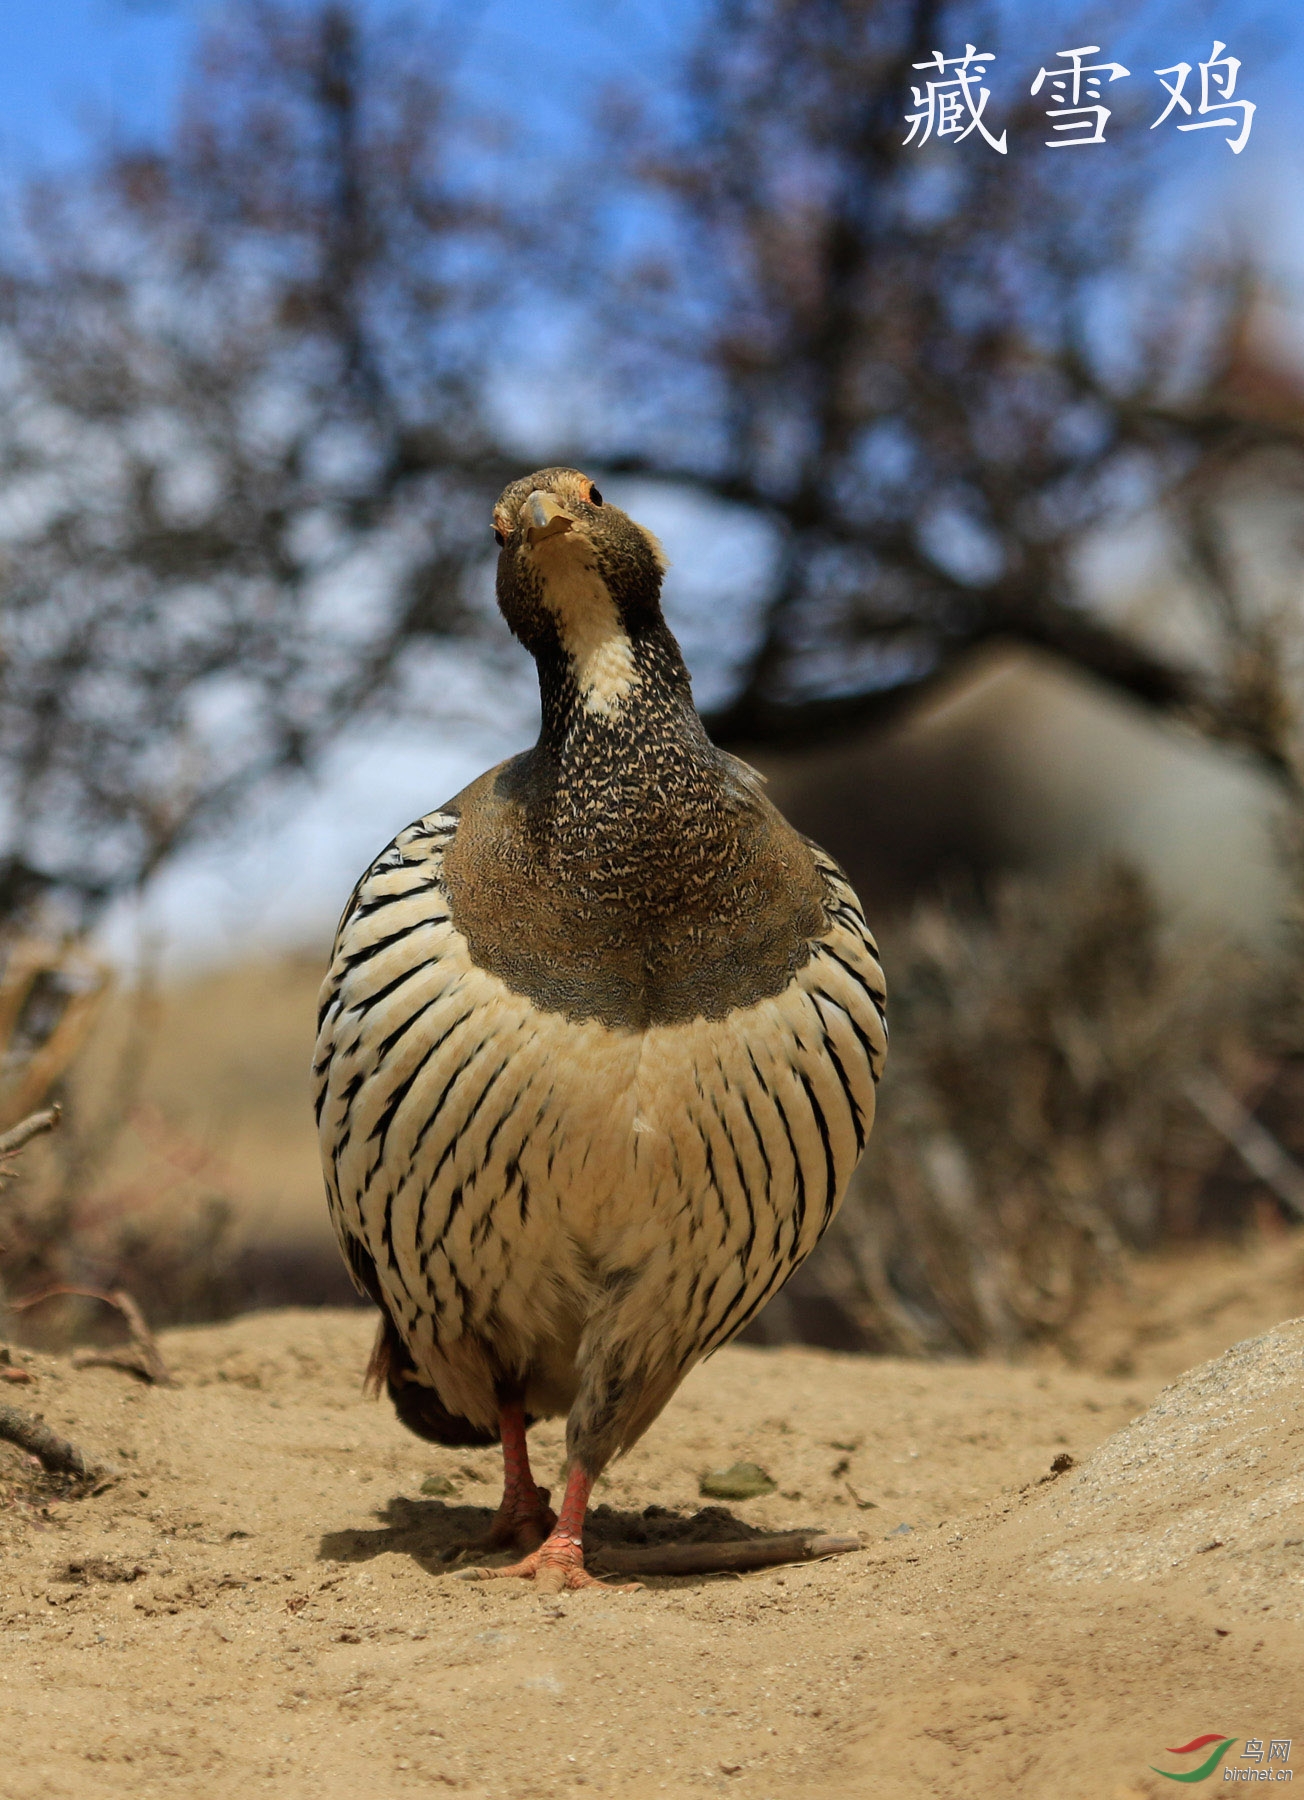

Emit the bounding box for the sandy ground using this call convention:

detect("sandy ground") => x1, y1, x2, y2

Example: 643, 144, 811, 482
2, 1302, 1302, 1800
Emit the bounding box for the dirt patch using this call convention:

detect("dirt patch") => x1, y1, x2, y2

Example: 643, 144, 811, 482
0, 1308, 1300, 1798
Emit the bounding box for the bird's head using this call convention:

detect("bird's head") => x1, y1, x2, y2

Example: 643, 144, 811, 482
491, 467, 670, 720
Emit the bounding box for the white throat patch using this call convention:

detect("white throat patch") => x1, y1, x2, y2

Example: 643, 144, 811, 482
532, 537, 640, 719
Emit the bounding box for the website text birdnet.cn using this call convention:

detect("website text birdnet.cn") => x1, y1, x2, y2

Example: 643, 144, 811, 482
904, 42, 1255, 157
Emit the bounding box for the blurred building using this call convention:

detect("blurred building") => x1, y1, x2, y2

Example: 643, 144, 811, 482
759, 644, 1287, 944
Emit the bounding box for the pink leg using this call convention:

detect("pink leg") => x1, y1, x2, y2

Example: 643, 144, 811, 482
486, 1464, 636, 1592
480, 1400, 556, 1552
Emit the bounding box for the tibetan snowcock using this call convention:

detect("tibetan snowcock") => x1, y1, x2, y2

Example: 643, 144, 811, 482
314, 468, 887, 1590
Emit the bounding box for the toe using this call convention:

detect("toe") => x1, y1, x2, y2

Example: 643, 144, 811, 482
534, 1561, 568, 1595
469, 1538, 638, 1592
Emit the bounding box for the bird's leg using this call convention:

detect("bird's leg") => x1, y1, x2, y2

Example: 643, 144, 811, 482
479, 1397, 556, 1552
484, 1462, 635, 1592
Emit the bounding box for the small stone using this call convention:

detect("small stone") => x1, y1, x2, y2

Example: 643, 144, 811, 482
420, 1474, 458, 1497
699, 1462, 776, 1501
887, 1522, 913, 1536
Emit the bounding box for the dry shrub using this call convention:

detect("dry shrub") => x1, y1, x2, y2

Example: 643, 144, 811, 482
0, 949, 362, 1343
1, 1103, 358, 1348
0, 943, 249, 1345
763, 864, 1254, 1356
0, 1093, 255, 1348
0, 939, 107, 1131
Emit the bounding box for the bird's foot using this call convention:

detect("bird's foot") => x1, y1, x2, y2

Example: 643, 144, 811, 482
480, 1487, 556, 1555
472, 1531, 639, 1593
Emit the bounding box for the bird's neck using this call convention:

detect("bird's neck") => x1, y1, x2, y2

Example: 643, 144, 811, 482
527, 620, 732, 891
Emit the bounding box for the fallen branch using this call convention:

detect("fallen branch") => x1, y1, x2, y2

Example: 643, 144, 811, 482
0, 1105, 61, 1165
588, 1531, 863, 1577
0, 1401, 114, 1481
11, 1286, 175, 1385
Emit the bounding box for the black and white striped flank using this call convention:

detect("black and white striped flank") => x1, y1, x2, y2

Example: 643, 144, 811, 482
313, 809, 886, 1462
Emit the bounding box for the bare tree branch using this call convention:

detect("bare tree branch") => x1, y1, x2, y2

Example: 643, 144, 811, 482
0, 1107, 60, 1164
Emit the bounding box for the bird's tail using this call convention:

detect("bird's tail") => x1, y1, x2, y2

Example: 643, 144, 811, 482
364, 1311, 500, 1448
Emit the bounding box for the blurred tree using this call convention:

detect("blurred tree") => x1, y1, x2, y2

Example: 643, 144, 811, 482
0, 1, 515, 933
593, 0, 1304, 783
1, 0, 1303, 946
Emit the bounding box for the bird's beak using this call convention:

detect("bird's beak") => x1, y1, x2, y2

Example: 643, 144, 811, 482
524, 490, 576, 545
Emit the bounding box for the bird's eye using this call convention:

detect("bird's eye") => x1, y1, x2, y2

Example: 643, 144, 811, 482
588, 485, 603, 507
494, 528, 505, 546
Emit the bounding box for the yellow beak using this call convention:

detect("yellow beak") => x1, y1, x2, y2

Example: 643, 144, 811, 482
524, 490, 575, 545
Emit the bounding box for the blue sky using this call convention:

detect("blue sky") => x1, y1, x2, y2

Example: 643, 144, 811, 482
0, 0, 197, 173
0, 0, 698, 174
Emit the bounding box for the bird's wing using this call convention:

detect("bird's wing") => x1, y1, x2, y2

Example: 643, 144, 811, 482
675, 838, 886, 1363
803, 837, 888, 1082
312, 805, 463, 1299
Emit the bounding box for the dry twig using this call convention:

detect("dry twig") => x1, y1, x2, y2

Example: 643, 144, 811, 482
0, 1401, 113, 1481
589, 1530, 861, 1577
0, 1106, 61, 1167
10, 1286, 175, 1385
